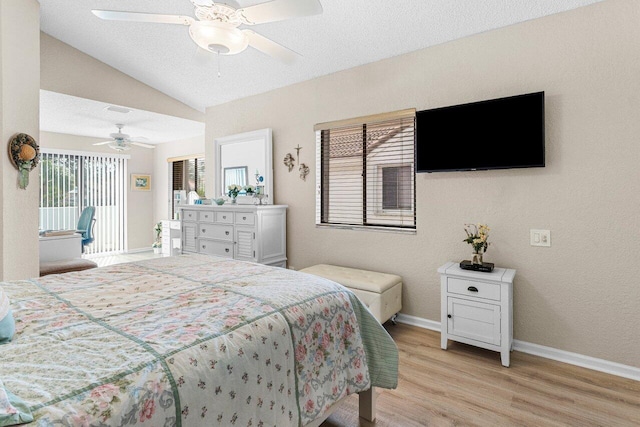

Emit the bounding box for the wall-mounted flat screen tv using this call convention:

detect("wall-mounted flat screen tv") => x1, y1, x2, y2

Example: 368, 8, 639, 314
416, 91, 545, 172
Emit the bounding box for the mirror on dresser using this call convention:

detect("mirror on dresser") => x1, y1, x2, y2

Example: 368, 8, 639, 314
213, 128, 273, 202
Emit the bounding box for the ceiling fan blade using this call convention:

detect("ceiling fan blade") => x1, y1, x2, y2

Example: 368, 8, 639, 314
92, 10, 194, 26
238, 0, 322, 25
131, 142, 155, 149
130, 136, 150, 142
244, 30, 299, 64
93, 141, 113, 146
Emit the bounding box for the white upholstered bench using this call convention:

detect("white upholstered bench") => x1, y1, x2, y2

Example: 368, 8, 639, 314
299, 264, 402, 324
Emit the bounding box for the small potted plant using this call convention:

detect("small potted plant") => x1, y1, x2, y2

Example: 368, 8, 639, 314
227, 184, 242, 203
152, 222, 162, 254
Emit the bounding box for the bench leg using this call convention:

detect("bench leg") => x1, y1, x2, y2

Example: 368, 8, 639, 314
358, 387, 377, 421
390, 314, 398, 325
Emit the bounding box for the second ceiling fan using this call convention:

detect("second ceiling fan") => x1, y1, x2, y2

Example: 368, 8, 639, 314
92, 0, 323, 64
93, 124, 154, 152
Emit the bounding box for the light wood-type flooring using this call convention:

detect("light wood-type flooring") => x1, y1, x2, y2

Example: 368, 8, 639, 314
322, 323, 639, 426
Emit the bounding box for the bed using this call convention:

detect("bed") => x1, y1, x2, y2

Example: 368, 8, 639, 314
0, 254, 398, 426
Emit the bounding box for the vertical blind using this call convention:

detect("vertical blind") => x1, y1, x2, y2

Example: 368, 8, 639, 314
315, 109, 416, 230
39, 149, 128, 255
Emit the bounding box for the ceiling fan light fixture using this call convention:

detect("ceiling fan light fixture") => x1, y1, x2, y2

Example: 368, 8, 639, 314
108, 141, 132, 152
188, 21, 248, 55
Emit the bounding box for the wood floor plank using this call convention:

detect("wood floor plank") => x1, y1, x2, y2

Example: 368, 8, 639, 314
321, 323, 639, 426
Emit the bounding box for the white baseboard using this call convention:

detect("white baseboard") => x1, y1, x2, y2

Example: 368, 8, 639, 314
394, 314, 640, 382
395, 313, 441, 332
512, 340, 640, 382
126, 248, 154, 254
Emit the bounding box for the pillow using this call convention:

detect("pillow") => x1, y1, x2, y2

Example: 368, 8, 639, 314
0, 287, 15, 344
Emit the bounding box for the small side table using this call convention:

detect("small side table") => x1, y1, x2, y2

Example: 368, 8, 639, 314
438, 261, 516, 367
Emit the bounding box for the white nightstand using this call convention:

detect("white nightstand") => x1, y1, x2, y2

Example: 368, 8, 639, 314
438, 261, 516, 367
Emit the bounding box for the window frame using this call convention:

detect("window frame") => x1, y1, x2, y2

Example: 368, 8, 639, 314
167, 153, 205, 219
315, 109, 416, 233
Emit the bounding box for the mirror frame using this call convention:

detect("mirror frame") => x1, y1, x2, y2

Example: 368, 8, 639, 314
213, 128, 273, 200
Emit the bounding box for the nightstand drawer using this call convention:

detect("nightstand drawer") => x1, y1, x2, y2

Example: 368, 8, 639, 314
199, 224, 233, 241
448, 277, 500, 301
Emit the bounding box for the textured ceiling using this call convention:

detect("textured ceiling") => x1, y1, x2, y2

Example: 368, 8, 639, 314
39, 0, 604, 113
40, 91, 205, 143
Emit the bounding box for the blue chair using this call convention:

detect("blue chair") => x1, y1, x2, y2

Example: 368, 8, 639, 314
76, 207, 96, 252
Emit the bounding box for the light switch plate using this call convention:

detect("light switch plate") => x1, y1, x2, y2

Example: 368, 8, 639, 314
530, 229, 551, 247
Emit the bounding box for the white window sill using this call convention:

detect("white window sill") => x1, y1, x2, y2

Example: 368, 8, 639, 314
316, 223, 416, 235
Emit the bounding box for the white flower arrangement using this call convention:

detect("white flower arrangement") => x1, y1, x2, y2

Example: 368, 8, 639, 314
244, 185, 255, 194
227, 184, 242, 198
463, 223, 490, 254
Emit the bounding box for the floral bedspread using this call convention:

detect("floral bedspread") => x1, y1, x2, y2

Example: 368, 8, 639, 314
0, 254, 398, 427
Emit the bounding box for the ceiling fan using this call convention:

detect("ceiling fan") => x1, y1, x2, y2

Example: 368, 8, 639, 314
92, 0, 323, 64
93, 124, 155, 152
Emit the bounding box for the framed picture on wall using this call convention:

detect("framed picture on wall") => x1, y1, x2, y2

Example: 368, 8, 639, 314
131, 173, 151, 191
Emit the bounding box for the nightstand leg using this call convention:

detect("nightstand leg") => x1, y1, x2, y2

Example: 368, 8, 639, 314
501, 350, 510, 367
441, 334, 447, 350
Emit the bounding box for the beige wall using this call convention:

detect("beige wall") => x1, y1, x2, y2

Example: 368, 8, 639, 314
40, 132, 155, 251
152, 136, 205, 224
40, 33, 204, 121
205, 0, 640, 367
0, 0, 40, 280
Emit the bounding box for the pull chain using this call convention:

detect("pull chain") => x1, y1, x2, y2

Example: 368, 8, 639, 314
217, 50, 221, 78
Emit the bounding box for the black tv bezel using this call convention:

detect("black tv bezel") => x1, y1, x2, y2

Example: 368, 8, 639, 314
415, 91, 545, 173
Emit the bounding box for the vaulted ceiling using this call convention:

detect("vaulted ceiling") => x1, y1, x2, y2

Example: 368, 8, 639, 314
39, 0, 604, 113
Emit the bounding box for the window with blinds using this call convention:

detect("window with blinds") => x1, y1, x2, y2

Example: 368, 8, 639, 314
169, 156, 205, 218
315, 109, 416, 231
39, 149, 128, 254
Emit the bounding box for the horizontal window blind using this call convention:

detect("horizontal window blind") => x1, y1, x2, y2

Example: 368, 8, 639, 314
315, 109, 416, 230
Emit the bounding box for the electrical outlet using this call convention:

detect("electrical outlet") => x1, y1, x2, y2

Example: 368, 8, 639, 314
530, 229, 551, 247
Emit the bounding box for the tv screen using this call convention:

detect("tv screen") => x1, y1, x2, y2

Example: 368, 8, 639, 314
416, 91, 545, 172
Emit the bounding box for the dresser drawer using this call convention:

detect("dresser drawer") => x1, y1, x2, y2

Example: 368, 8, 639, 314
198, 211, 215, 222
235, 212, 255, 226
182, 210, 198, 222
198, 224, 233, 241
198, 239, 233, 257
447, 277, 500, 301
215, 212, 233, 224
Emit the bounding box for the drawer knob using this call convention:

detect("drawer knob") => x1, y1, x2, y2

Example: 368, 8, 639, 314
202, 229, 206, 233
447, 314, 452, 318
223, 216, 227, 219
225, 231, 229, 235
243, 216, 246, 220
467, 286, 478, 292
225, 248, 229, 253
202, 245, 206, 249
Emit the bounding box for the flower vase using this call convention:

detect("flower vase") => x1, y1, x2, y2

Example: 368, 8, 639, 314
471, 251, 483, 265
231, 195, 237, 204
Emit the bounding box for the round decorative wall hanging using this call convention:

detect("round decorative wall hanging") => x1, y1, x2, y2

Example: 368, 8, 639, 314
8, 133, 40, 189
